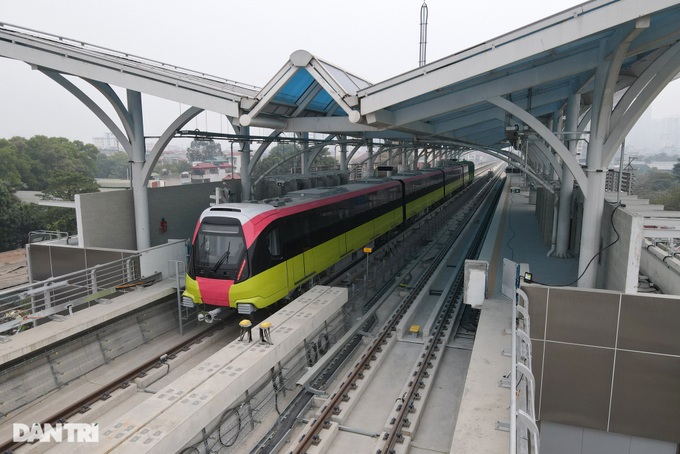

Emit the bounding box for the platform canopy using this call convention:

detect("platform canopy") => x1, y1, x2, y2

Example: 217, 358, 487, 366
239, 0, 680, 188
2, 0, 680, 255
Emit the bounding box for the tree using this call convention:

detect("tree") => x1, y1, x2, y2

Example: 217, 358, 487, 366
0, 136, 99, 251
0, 140, 33, 189
254, 143, 339, 178
313, 147, 339, 170
256, 143, 300, 177
186, 140, 223, 162
633, 170, 680, 212
153, 159, 192, 176
635, 171, 678, 196
0, 181, 22, 250
97, 152, 130, 179
672, 159, 680, 180
42, 170, 100, 201
21, 136, 97, 191
655, 185, 680, 211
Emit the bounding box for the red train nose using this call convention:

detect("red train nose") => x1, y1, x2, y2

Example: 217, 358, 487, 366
196, 277, 234, 307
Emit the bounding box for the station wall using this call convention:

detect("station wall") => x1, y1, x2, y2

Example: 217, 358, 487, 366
598, 202, 643, 292
522, 284, 680, 444
534, 188, 644, 293
76, 182, 223, 250
540, 422, 676, 454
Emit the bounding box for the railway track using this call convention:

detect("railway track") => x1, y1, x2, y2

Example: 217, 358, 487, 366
252, 166, 505, 453
0, 320, 230, 453
0, 164, 502, 454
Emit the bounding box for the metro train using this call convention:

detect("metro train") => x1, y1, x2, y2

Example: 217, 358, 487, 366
182, 162, 474, 319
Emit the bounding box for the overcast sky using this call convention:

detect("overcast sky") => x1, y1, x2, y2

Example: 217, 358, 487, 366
1, 0, 678, 145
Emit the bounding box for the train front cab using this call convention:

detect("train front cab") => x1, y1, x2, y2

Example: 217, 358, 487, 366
183, 214, 252, 316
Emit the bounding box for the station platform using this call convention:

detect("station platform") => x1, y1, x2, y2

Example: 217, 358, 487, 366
0, 279, 177, 367
480, 176, 580, 295
451, 176, 578, 452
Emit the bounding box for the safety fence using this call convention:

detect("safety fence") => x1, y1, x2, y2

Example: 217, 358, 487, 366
0, 255, 141, 339
510, 288, 540, 453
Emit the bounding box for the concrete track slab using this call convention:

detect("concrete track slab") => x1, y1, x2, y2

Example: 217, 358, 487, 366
48, 286, 346, 453
327, 340, 422, 454
0, 280, 177, 367
410, 346, 472, 454
0, 322, 221, 448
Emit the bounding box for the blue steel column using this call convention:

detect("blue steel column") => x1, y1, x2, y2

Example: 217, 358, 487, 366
241, 127, 251, 201
554, 93, 580, 258
128, 90, 150, 250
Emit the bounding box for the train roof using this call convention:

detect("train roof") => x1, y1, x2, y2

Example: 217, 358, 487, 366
204, 164, 470, 219
202, 203, 276, 221
197, 163, 471, 245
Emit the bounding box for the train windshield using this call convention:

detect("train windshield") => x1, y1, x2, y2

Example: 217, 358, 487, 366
192, 219, 247, 279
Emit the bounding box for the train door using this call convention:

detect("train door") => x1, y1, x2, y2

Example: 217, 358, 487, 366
288, 253, 306, 286
301, 216, 315, 279
284, 218, 307, 287
338, 232, 348, 258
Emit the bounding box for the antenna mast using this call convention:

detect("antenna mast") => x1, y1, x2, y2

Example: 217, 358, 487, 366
419, 1, 429, 67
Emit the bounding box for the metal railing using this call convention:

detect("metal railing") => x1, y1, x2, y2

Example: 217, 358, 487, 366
511, 288, 540, 453
0, 255, 141, 338
0, 22, 260, 97
27, 230, 70, 244
170, 259, 194, 335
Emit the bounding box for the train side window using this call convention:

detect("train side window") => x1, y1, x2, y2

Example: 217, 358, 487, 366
266, 228, 282, 258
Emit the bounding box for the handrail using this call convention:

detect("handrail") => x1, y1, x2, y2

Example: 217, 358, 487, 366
0, 254, 141, 338
512, 288, 540, 453
0, 22, 260, 97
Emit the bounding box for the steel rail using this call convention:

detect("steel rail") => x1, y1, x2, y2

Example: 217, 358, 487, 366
0, 323, 223, 453
291, 170, 504, 454
381, 172, 505, 454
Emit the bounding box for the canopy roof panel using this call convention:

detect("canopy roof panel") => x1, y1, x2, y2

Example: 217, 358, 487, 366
2, 0, 679, 159
241, 0, 680, 164
240, 50, 370, 127
352, 0, 680, 150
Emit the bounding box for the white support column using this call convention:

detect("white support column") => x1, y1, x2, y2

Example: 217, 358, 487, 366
579, 49, 614, 287
241, 127, 251, 201
555, 94, 580, 258
367, 140, 374, 177
578, 18, 647, 287
579, 167, 606, 288
387, 148, 393, 177
340, 140, 348, 171
127, 90, 150, 250
300, 132, 309, 174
